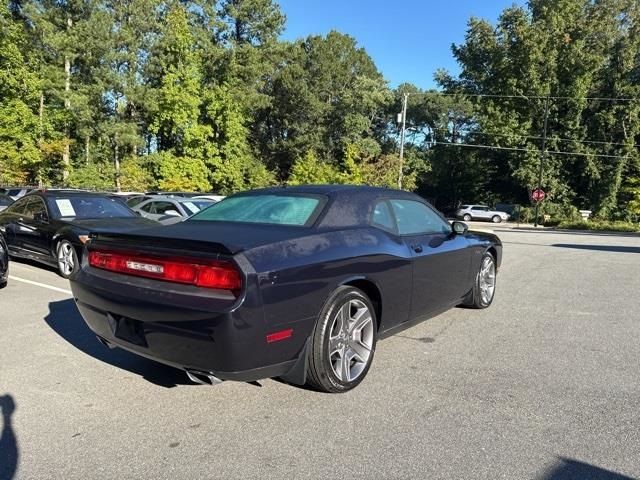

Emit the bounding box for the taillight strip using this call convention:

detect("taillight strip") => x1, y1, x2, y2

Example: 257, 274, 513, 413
88, 249, 242, 293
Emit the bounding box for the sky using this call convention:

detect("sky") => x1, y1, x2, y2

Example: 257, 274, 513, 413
278, 0, 525, 90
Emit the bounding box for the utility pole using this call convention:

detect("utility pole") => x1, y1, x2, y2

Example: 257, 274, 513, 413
534, 96, 550, 227
397, 93, 409, 189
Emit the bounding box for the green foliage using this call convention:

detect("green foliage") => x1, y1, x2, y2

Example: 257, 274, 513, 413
150, 152, 210, 192
556, 220, 640, 233
119, 158, 153, 192
67, 163, 114, 190
288, 151, 339, 185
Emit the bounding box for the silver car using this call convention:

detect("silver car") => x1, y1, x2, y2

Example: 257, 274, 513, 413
456, 205, 510, 223
132, 196, 214, 225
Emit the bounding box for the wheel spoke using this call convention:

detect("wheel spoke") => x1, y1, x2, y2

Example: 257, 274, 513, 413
349, 338, 371, 362
350, 307, 371, 334
341, 348, 353, 382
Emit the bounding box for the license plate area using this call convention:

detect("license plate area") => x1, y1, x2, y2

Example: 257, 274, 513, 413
107, 313, 148, 347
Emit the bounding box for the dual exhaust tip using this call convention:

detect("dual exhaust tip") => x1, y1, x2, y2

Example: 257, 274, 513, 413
96, 335, 223, 386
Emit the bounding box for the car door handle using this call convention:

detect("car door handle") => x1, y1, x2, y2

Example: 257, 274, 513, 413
411, 244, 423, 253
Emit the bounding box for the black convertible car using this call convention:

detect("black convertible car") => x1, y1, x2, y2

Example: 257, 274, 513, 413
71, 185, 502, 392
0, 191, 157, 278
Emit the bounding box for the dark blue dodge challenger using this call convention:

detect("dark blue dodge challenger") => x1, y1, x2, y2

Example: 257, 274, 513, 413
70, 185, 502, 393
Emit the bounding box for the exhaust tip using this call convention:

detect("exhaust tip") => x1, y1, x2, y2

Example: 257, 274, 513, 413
185, 369, 223, 386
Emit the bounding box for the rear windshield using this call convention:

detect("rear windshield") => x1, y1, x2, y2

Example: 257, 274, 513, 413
47, 196, 135, 219
190, 194, 323, 226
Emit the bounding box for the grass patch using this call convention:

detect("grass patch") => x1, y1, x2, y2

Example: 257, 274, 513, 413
556, 220, 640, 233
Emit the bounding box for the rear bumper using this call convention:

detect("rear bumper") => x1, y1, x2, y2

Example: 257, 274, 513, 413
69, 264, 311, 383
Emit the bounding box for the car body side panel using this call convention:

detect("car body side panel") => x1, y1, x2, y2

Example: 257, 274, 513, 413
243, 227, 414, 334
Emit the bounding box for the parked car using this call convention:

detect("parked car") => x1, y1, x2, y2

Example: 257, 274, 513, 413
0, 194, 14, 212
0, 191, 157, 278
0, 232, 8, 288
132, 196, 215, 224
145, 191, 202, 198
192, 194, 226, 203
4, 187, 35, 201
456, 205, 510, 223
71, 185, 502, 392
125, 195, 154, 208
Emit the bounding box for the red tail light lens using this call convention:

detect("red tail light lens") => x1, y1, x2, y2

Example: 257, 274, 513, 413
88, 250, 242, 293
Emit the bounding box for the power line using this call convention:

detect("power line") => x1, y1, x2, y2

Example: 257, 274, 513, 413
423, 126, 640, 149
403, 91, 639, 102
434, 141, 633, 160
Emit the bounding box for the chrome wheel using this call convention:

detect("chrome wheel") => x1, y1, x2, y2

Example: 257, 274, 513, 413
57, 241, 76, 277
479, 255, 496, 305
492, 215, 502, 223
328, 299, 374, 383
463, 214, 472, 221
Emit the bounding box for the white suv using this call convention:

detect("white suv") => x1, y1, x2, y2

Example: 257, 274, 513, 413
456, 205, 510, 223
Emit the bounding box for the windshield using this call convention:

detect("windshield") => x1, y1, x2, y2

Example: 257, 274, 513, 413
190, 194, 323, 226
181, 200, 213, 215
47, 196, 136, 219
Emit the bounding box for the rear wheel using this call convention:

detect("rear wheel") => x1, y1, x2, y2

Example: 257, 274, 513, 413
306, 286, 377, 393
492, 215, 502, 223
463, 214, 472, 222
56, 240, 78, 278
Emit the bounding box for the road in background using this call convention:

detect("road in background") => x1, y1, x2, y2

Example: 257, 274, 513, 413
1, 229, 639, 479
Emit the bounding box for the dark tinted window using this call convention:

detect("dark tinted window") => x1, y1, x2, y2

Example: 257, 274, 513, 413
0, 196, 13, 206
390, 200, 450, 235
191, 194, 323, 226
371, 201, 395, 231
126, 196, 148, 208
47, 196, 135, 219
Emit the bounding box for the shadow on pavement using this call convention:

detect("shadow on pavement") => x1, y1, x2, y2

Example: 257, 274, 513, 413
10, 256, 58, 275
44, 299, 191, 388
552, 244, 640, 254
539, 457, 635, 480
499, 228, 640, 238
0, 394, 18, 480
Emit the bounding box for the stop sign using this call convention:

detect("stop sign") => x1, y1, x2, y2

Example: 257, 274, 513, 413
531, 188, 546, 202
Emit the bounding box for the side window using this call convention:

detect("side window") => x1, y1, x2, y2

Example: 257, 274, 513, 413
154, 202, 179, 215
7, 197, 31, 216
371, 201, 396, 232
390, 200, 450, 235
25, 198, 47, 219
139, 201, 154, 213
0, 196, 12, 206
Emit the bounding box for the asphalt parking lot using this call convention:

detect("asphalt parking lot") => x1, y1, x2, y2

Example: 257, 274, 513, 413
1, 226, 640, 480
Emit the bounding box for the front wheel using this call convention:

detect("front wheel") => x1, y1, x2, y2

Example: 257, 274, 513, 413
466, 252, 497, 309
492, 215, 502, 223
463, 214, 472, 222
306, 286, 377, 393
56, 240, 78, 278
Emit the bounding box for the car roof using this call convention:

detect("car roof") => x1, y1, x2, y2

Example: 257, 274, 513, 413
27, 190, 108, 198
245, 184, 400, 196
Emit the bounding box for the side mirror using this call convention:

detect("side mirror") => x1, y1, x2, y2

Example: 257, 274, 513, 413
34, 211, 49, 224
452, 221, 468, 235
164, 209, 181, 217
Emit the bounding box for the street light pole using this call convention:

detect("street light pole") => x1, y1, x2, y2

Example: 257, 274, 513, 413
397, 93, 408, 189
534, 96, 550, 227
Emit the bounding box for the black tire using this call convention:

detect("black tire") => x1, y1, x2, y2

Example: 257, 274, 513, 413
491, 215, 502, 223
466, 252, 497, 309
463, 214, 472, 222
56, 240, 79, 279
306, 286, 377, 393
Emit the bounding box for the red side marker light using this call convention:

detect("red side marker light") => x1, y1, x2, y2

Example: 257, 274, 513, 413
266, 328, 293, 344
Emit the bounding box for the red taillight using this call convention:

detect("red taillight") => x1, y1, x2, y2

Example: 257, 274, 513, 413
88, 250, 242, 293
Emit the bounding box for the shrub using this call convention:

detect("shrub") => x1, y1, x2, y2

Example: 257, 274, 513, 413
556, 220, 640, 233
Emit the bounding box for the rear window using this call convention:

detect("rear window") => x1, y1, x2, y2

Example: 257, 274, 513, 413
190, 194, 323, 226
47, 196, 135, 219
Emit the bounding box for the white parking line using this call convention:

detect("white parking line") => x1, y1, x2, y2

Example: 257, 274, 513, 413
8, 276, 72, 296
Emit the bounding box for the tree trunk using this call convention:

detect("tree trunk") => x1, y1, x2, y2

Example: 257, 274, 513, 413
62, 16, 73, 182
114, 140, 121, 192
38, 93, 45, 187
85, 137, 90, 164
